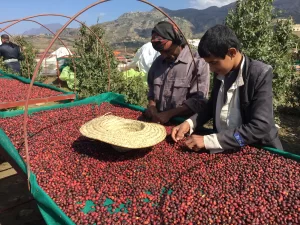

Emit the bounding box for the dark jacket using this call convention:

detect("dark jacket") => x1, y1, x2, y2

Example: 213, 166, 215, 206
0, 42, 23, 61
190, 55, 283, 150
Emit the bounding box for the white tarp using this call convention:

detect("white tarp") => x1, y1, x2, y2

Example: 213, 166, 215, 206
127, 42, 160, 74
188, 39, 200, 48
40, 47, 72, 68
50, 47, 73, 58
39, 47, 72, 75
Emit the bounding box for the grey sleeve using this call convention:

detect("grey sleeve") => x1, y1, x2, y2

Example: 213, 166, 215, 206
147, 64, 155, 100
189, 59, 210, 97
184, 59, 210, 112
189, 74, 218, 128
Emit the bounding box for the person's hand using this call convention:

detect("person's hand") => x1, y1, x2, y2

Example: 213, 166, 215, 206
144, 105, 157, 119
151, 111, 172, 124
171, 121, 190, 142
185, 135, 205, 152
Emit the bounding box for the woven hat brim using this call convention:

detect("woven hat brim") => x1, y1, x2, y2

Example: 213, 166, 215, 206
80, 115, 167, 149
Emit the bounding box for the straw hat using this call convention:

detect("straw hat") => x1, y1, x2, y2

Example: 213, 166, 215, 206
80, 115, 167, 151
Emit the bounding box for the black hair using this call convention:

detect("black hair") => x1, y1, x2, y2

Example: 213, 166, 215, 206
1, 34, 9, 40
198, 24, 241, 59
1, 34, 15, 48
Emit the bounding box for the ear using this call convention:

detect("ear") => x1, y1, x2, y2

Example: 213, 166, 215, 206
227, 48, 238, 58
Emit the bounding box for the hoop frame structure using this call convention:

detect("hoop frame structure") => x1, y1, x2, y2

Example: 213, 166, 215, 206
0, 0, 197, 191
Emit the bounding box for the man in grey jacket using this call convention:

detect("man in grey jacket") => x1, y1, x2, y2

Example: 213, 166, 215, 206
145, 21, 210, 124
171, 25, 283, 151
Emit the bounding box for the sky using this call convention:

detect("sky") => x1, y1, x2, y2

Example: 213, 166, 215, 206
0, 0, 236, 34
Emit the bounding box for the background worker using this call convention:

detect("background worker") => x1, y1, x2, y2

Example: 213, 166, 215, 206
0, 34, 23, 74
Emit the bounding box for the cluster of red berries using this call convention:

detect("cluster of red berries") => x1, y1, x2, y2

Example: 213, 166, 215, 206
0, 78, 62, 102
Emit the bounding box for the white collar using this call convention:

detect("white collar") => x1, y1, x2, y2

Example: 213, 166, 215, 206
236, 56, 245, 87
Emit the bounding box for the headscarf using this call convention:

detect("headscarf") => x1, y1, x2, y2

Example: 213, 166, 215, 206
151, 21, 186, 51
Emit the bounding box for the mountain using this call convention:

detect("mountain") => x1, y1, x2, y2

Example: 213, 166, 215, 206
100, 10, 194, 48
98, 0, 300, 47
274, 0, 300, 22
159, 4, 235, 35
21, 0, 300, 48
23, 23, 62, 35
161, 0, 300, 35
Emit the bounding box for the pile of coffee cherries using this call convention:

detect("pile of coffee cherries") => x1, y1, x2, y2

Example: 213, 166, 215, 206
0, 78, 62, 102
0, 103, 299, 225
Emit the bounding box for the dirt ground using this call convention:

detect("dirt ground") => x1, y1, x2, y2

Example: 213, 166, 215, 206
278, 113, 300, 155
0, 163, 46, 225
0, 77, 299, 224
